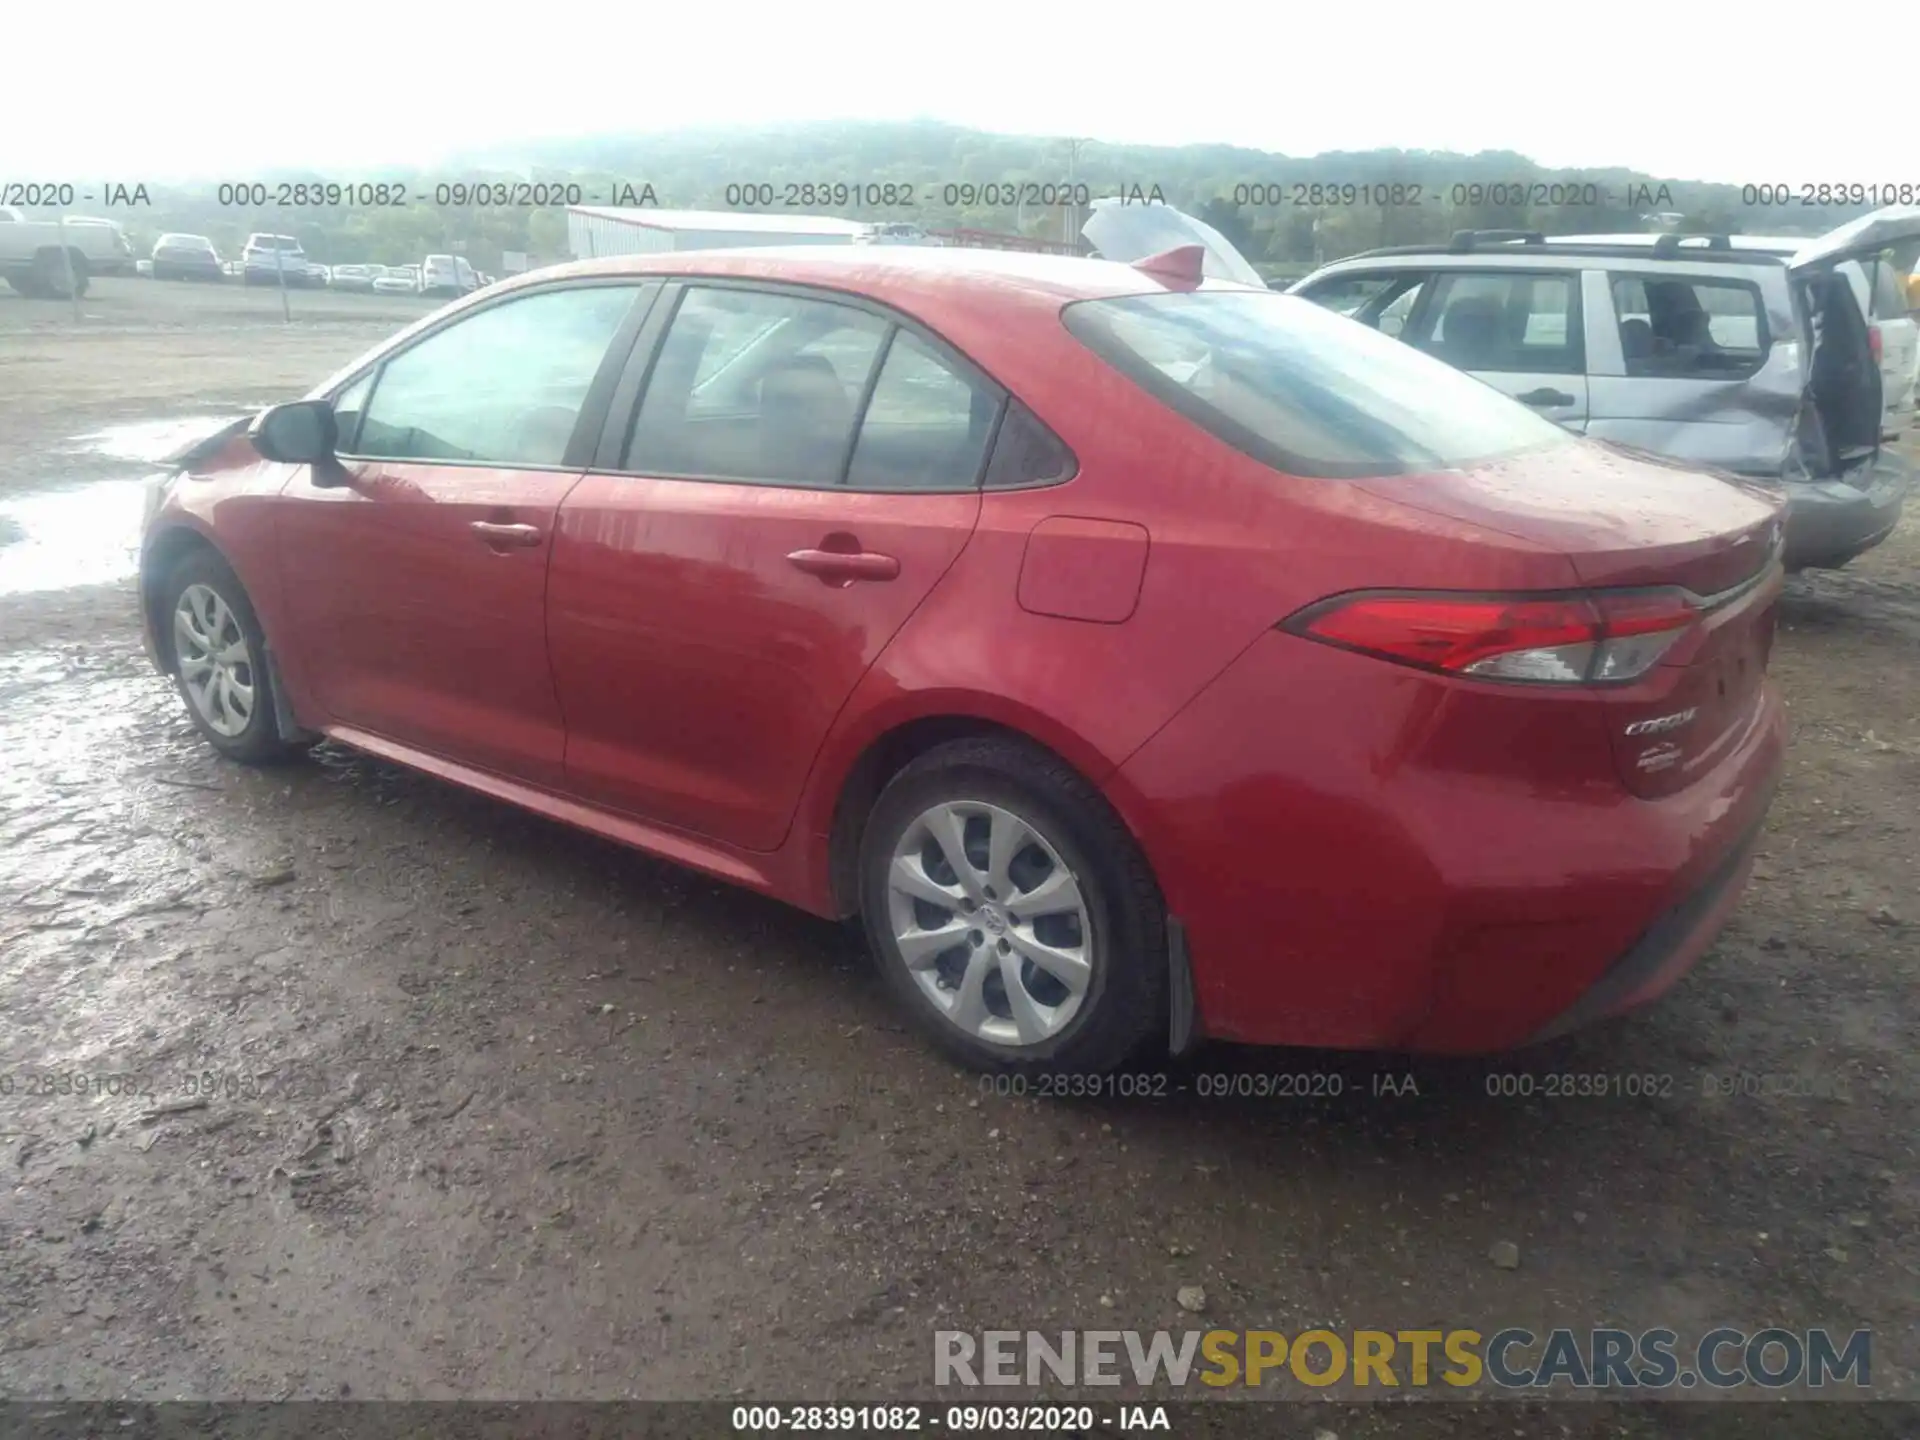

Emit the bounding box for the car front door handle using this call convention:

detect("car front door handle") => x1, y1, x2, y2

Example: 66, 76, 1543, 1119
470, 520, 543, 549
1517, 388, 1576, 407
786, 547, 900, 584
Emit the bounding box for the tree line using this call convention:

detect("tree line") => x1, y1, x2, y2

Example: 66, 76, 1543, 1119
62, 120, 1865, 278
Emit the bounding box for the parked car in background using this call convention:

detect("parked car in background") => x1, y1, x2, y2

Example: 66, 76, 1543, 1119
305, 262, 331, 287
241, 234, 313, 286
61, 216, 137, 275
0, 205, 132, 297
330, 263, 379, 293
139, 243, 1787, 1075
1285, 209, 1920, 570
420, 253, 478, 298
151, 233, 224, 282
372, 264, 421, 295
857, 222, 939, 246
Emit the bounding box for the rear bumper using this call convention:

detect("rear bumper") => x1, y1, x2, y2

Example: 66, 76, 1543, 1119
1782, 449, 1911, 570
1524, 802, 1770, 1044
1116, 631, 1788, 1055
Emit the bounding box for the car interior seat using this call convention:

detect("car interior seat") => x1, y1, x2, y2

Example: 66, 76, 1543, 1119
1438, 296, 1503, 368
757, 354, 853, 485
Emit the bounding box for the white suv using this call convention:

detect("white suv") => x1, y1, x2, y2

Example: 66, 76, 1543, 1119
420, 253, 477, 298
241, 233, 312, 286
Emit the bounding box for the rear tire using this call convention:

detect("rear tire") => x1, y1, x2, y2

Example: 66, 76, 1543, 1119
162, 550, 308, 766
858, 736, 1168, 1076
32, 248, 87, 299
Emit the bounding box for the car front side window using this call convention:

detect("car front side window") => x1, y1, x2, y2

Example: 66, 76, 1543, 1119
350, 285, 642, 468
1410, 271, 1582, 375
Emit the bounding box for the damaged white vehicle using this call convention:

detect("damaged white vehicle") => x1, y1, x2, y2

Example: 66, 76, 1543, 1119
1084, 199, 1919, 571
1280, 207, 1920, 571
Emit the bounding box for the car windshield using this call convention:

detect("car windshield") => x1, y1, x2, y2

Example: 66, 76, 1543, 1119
1063, 289, 1574, 480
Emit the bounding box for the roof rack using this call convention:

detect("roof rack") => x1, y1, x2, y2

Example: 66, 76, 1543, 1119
1446, 229, 1545, 252
1337, 238, 1790, 266
1651, 233, 1733, 254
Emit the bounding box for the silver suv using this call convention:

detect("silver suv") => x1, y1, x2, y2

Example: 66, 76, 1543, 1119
1290, 209, 1920, 571
241, 233, 313, 287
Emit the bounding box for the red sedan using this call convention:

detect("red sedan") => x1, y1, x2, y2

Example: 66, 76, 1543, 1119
139, 244, 1787, 1074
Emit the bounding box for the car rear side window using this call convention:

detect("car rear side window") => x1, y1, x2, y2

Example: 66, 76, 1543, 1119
844, 330, 1001, 491
1407, 272, 1582, 375
1610, 275, 1767, 378
983, 399, 1075, 488
1063, 289, 1571, 480
350, 284, 642, 467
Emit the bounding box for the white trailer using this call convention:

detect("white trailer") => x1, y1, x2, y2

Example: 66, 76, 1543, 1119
566, 206, 869, 260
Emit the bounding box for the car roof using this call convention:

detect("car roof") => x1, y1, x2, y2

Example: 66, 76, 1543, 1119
487, 245, 1249, 322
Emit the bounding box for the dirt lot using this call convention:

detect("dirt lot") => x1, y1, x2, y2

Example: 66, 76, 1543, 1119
1, 279, 1916, 1432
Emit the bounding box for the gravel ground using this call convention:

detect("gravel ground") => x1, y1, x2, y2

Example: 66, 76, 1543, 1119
1, 279, 1916, 1434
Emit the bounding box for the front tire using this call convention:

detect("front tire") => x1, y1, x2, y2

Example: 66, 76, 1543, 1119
163, 550, 307, 765
858, 737, 1168, 1075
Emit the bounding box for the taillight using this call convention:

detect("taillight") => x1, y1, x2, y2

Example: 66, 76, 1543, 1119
1869, 325, 1883, 364
1283, 589, 1698, 685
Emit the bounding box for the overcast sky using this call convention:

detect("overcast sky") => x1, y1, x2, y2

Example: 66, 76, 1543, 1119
2, 3, 1891, 184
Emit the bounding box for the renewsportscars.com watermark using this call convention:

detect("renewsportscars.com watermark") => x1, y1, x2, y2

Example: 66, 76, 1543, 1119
935, 1327, 1872, 1392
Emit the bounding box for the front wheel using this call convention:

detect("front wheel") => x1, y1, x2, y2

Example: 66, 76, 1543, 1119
858, 737, 1168, 1075
163, 550, 308, 765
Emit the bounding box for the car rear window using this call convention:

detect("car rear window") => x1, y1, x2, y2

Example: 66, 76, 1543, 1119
1061, 289, 1572, 480
1609, 275, 1767, 378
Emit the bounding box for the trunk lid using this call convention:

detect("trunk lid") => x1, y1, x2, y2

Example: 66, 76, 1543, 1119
1080, 200, 1269, 289
1786, 206, 1920, 476
1357, 440, 1785, 797
1786, 205, 1920, 274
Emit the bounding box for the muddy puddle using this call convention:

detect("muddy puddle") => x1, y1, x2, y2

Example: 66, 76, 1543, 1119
0, 415, 247, 599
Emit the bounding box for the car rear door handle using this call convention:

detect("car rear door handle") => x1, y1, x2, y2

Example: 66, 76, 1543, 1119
786, 547, 900, 583
470, 520, 543, 549
1517, 388, 1576, 407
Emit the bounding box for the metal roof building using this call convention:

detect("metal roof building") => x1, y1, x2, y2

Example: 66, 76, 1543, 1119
566, 207, 869, 259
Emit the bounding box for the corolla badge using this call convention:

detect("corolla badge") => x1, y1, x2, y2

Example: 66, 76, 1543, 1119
1624, 708, 1698, 737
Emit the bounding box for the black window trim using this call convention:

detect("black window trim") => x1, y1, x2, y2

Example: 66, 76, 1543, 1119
326, 276, 663, 473
1606, 269, 1772, 379
1404, 267, 1587, 376
588, 275, 1078, 496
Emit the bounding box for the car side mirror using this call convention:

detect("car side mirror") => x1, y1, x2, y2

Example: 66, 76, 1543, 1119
249, 400, 339, 467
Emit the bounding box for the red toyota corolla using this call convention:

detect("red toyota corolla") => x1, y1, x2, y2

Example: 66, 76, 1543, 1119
138, 244, 1787, 1074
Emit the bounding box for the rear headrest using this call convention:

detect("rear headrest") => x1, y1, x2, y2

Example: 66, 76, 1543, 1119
759, 355, 849, 417
1442, 296, 1502, 355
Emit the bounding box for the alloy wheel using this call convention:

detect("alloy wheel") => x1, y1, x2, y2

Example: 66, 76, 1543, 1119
173, 583, 255, 738
885, 800, 1095, 1047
